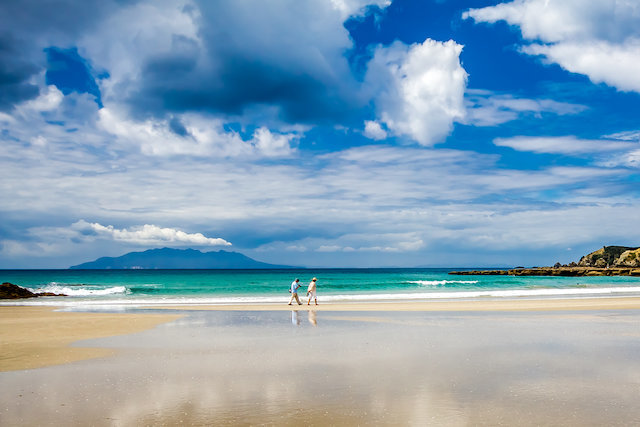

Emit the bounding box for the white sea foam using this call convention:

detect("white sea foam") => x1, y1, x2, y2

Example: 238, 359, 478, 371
28, 285, 127, 297
3, 286, 640, 308
409, 280, 479, 286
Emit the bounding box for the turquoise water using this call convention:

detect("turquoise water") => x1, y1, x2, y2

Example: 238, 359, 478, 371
2, 269, 640, 307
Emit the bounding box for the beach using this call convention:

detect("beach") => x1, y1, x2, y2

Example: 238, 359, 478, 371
2, 298, 640, 425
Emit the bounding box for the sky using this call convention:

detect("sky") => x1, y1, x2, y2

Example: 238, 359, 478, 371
1, 0, 639, 269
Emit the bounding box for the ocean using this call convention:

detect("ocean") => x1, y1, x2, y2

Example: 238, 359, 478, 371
2, 268, 640, 308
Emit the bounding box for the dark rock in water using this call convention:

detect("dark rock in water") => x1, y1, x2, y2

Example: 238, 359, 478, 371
450, 267, 640, 277
0, 282, 67, 299
0, 282, 37, 299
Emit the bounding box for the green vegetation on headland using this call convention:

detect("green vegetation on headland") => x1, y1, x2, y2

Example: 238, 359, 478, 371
450, 246, 640, 277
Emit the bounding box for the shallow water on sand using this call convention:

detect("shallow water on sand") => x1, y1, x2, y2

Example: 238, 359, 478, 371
2, 309, 640, 426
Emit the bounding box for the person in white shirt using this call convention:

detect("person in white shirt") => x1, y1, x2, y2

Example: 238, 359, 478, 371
288, 278, 302, 305
307, 277, 318, 305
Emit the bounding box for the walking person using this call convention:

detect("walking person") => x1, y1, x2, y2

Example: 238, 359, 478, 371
307, 277, 318, 305
288, 278, 302, 305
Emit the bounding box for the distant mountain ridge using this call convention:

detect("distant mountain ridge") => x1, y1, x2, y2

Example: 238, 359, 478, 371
70, 248, 295, 269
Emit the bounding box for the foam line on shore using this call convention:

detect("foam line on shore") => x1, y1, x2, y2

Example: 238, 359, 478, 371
3, 286, 640, 308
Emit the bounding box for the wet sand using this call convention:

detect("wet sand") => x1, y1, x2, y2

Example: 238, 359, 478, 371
2, 300, 640, 425
158, 295, 640, 311
0, 306, 182, 372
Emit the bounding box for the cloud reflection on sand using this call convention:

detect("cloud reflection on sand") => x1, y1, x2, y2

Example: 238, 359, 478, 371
2, 310, 640, 425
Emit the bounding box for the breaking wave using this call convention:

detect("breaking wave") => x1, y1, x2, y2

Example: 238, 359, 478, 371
409, 280, 479, 286
28, 284, 127, 297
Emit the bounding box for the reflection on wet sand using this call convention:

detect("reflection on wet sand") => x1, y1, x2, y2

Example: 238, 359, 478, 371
2, 309, 640, 425
308, 310, 317, 326
291, 310, 300, 325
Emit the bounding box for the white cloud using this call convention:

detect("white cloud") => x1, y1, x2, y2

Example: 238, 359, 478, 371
266, 232, 425, 254
72, 220, 231, 246
363, 120, 388, 140
330, 0, 390, 18
96, 108, 297, 158
523, 40, 640, 92
22, 85, 64, 112
605, 130, 640, 142
493, 136, 638, 155
463, 0, 640, 44
366, 39, 467, 145
251, 127, 297, 157
464, 0, 640, 93
465, 90, 587, 126
317, 245, 344, 252
1, 135, 638, 267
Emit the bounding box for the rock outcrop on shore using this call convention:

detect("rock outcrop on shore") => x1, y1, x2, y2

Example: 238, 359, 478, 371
578, 246, 640, 268
0, 282, 37, 299
450, 267, 640, 277
450, 245, 640, 277
0, 282, 67, 299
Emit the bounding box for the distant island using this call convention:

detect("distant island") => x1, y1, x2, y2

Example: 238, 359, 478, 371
70, 248, 297, 269
451, 246, 640, 276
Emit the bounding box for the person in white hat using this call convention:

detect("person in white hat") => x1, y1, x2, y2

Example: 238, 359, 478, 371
307, 277, 318, 305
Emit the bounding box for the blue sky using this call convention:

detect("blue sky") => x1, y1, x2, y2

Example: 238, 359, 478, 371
1, 0, 639, 268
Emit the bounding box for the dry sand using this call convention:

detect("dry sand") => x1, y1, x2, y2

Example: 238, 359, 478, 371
0, 306, 181, 372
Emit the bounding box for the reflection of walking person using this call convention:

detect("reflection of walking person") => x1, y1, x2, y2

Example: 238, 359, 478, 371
291, 310, 300, 325
288, 278, 302, 305
307, 277, 318, 305
307, 310, 317, 326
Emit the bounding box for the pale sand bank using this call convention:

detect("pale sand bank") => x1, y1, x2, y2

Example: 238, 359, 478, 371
0, 306, 181, 372
155, 295, 640, 312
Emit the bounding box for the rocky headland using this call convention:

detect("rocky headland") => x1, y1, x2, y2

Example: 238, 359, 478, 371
450, 246, 640, 277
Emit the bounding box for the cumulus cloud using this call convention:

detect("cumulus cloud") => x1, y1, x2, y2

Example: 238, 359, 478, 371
0, 0, 134, 111
72, 220, 231, 246
493, 136, 638, 155
0, 34, 41, 111
0, 0, 392, 126
86, 0, 387, 124
363, 120, 388, 140
97, 108, 298, 157
365, 39, 467, 145
464, 0, 640, 93
251, 127, 298, 157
